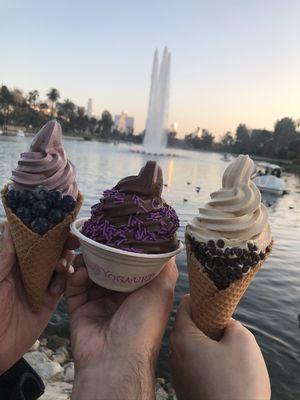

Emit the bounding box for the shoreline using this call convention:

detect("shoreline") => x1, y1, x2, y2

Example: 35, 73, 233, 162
26, 336, 176, 400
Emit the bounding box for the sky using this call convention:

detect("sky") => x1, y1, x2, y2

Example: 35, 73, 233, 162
1, 0, 300, 138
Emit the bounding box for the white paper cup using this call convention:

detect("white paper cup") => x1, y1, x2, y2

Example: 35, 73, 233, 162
71, 218, 184, 292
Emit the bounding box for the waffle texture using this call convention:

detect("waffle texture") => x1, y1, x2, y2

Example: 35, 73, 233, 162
1, 185, 83, 312
186, 235, 273, 340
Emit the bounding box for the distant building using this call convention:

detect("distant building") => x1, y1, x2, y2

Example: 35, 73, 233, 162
191, 127, 201, 138
170, 122, 178, 133
86, 98, 93, 118
114, 112, 134, 134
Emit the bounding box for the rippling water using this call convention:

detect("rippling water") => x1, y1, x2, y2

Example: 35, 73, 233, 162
1, 137, 299, 399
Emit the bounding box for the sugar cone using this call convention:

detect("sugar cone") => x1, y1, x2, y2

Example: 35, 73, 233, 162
186, 235, 273, 340
1, 185, 83, 312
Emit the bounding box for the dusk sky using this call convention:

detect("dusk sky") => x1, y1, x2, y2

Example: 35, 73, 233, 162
1, 0, 300, 138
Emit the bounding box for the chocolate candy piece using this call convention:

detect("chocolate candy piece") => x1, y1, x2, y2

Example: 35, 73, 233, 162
207, 240, 216, 249
242, 265, 250, 274
217, 239, 225, 248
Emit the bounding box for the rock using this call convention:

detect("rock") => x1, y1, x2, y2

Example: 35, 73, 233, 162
167, 386, 177, 400
47, 335, 70, 350
52, 347, 69, 365
39, 337, 48, 347
40, 347, 54, 358
39, 382, 72, 400
29, 340, 40, 351
155, 385, 169, 400
64, 362, 74, 382
24, 351, 64, 382
166, 382, 176, 393
156, 377, 166, 385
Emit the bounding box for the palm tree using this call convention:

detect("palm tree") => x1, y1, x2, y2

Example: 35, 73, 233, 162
75, 106, 89, 134
58, 98, 76, 121
27, 90, 39, 108
46, 88, 60, 117
100, 110, 113, 138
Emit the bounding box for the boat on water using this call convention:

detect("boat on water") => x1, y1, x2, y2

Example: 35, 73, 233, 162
253, 162, 289, 196
220, 153, 232, 162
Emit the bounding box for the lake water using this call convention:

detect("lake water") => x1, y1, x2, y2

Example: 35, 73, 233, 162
1, 136, 299, 399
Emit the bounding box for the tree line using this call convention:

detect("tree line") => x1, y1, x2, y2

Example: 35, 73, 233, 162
177, 119, 300, 164
1, 84, 300, 164
0, 85, 142, 143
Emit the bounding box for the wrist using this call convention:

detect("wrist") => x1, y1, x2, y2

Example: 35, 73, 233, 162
72, 351, 156, 400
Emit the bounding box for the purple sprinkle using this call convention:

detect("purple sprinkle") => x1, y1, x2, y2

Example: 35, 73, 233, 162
81, 191, 180, 253
128, 215, 132, 227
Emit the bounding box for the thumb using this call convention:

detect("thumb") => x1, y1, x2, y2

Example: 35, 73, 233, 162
172, 294, 215, 344
221, 319, 254, 346
0, 221, 16, 281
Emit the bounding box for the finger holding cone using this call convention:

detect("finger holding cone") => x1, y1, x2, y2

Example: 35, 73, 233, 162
185, 155, 273, 340
1, 120, 83, 311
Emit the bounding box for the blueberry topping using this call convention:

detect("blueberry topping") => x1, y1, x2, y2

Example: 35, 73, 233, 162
19, 190, 35, 206
61, 195, 76, 212
47, 190, 62, 208
32, 201, 49, 217
6, 189, 19, 210
33, 185, 49, 201
6, 187, 76, 235
16, 206, 32, 225
48, 208, 64, 224
30, 217, 50, 235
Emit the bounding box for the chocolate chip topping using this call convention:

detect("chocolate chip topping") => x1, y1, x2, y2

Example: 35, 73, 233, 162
217, 239, 225, 248
188, 236, 270, 290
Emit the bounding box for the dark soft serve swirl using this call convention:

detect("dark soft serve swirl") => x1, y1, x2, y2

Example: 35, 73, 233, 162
82, 161, 179, 254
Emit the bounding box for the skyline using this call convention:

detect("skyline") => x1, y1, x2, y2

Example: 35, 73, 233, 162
1, 0, 300, 138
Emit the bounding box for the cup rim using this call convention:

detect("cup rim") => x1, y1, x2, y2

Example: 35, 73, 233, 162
71, 217, 184, 259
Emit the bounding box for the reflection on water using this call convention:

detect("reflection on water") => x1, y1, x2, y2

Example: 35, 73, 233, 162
0, 137, 299, 400
166, 158, 174, 192
261, 191, 282, 209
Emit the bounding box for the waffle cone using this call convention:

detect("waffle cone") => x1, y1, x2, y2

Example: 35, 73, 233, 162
1, 185, 83, 312
186, 235, 273, 340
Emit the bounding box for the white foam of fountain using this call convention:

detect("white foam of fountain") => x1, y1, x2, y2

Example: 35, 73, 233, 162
143, 47, 171, 155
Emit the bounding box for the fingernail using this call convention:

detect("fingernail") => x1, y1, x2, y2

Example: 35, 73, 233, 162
68, 265, 75, 274
60, 258, 68, 269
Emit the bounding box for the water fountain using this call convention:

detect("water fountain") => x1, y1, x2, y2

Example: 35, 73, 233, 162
143, 46, 171, 155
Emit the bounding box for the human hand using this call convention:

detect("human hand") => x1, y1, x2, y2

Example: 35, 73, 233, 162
66, 255, 178, 400
0, 220, 78, 373
170, 295, 271, 400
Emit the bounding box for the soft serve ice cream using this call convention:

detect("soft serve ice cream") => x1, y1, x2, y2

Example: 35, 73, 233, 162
186, 155, 272, 290
4, 120, 79, 235
82, 161, 180, 254
1, 120, 83, 311
11, 120, 78, 198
